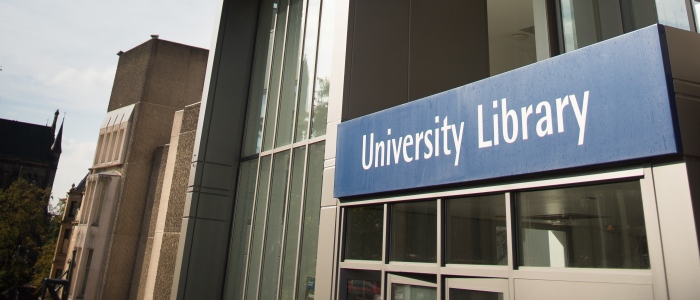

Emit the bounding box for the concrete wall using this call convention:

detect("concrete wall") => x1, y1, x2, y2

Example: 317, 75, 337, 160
140, 103, 200, 300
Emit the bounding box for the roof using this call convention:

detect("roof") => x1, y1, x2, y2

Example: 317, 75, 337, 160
0, 118, 55, 163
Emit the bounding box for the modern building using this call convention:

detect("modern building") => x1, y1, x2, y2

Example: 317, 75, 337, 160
170, 0, 700, 300
59, 37, 208, 300
0, 110, 62, 191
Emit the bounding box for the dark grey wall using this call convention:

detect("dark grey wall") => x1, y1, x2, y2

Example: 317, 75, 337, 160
343, 0, 490, 120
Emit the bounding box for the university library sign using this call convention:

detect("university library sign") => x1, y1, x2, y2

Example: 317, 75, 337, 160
335, 25, 680, 198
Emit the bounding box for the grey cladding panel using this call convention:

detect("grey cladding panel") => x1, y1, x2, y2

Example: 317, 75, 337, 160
346, 0, 409, 119
409, 0, 489, 100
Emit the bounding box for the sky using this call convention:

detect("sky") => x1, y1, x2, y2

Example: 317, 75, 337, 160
0, 0, 219, 203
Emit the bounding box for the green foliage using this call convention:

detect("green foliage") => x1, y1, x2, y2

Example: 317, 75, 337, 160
0, 179, 52, 294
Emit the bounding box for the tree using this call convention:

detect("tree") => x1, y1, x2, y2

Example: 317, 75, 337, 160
0, 179, 52, 296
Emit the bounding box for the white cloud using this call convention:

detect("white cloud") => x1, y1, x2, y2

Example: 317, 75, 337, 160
52, 138, 96, 200
0, 0, 219, 207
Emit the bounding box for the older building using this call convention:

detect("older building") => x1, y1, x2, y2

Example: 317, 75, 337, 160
0, 110, 62, 191
49, 174, 87, 282
60, 36, 208, 300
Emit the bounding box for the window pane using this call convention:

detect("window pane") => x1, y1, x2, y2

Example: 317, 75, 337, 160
445, 195, 507, 265
345, 205, 383, 261
279, 146, 306, 300
242, 0, 279, 156
224, 159, 259, 299
348, 280, 381, 300
392, 284, 436, 300
296, 142, 325, 299
259, 151, 292, 299
655, 0, 691, 30
390, 201, 437, 263
245, 156, 272, 299
262, 0, 290, 151
694, 1, 700, 32
518, 181, 650, 269
294, 0, 322, 142
449, 289, 503, 300
561, 0, 656, 53
309, 0, 336, 138
487, 0, 540, 76
275, 0, 306, 148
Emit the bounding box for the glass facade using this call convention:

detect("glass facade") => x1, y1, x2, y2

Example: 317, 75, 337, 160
224, 0, 334, 298
339, 180, 649, 299
560, 0, 657, 52
518, 181, 649, 269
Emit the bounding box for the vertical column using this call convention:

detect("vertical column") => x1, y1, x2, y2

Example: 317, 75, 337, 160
171, 0, 261, 299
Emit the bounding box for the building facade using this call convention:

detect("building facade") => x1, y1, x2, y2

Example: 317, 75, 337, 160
171, 0, 700, 300
49, 174, 87, 283
60, 37, 208, 300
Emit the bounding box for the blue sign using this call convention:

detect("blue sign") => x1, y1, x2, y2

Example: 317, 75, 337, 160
334, 25, 680, 198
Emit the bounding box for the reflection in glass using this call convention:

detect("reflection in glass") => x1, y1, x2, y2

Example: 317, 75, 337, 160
392, 284, 436, 300
262, 0, 290, 151
242, 0, 279, 156
694, 1, 700, 32
309, 0, 336, 138
390, 201, 437, 263
296, 142, 325, 299
276, 0, 306, 148
347, 280, 381, 300
280, 147, 306, 300
560, 0, 656, 52
259, 151, 291, 299
449, 289, 503, 300
345, 205, 384, 261
518, 181, 650, 269
487, 0, 539, 75
295, 0, 322, 142
224, 159, 258, 299
445, 195, 507, 265
655, 0, 691, 30
245, 156, 272, 299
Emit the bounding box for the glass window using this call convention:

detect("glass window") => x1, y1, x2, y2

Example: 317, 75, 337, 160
245, 156, 272, 300
392, 284, 436, 300
296, 142, 325, 299
347, 279, 381, 300
487, 0, 545, 75
242, 0, 279, 156
560, 0, 656, 52
262, 0, 290, 152
694, 0, 700, 32
224, 159, 259, 299
655, 0, 692, 30
449, 289, 503, 300
518, 181, 650, 269
390, 201, 437, 263
445, 195, 507, 265
279, 146, 306, 300
345, 205, 384, 261
259, 151, 291, 299
309, 0, 335, 138
294, 0, 322, 142
275, 0, 306, 148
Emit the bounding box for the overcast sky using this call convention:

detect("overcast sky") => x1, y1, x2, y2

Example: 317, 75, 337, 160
0, 0, 219, 203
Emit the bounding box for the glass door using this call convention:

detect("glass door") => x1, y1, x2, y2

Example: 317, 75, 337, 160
388, 274, 437, 300
445, 278, 509, 300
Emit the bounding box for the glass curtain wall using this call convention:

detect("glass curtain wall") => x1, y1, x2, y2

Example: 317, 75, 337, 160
559, 0, 657, 52
224, 0, 335, 298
